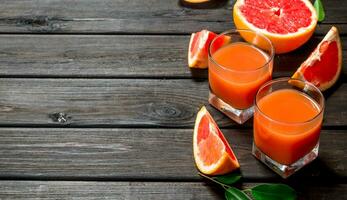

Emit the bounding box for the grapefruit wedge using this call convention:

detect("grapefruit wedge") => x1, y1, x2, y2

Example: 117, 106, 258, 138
188, 30, 229, 68
292, 26, 342, 91
233, 0, 317, 53
193, 106, 240, 175
188, 30, 217, 68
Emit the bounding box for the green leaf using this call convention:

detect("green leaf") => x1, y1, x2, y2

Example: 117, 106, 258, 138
225, 187, 250, 200
314, 0, 325, 22
214, 173, 242, 185
251, 184, 297, 200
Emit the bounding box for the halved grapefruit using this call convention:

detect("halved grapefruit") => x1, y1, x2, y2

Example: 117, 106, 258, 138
292, 26, 342, 91
193, 106, 240, 175
233, 0, 318, 54
188, 30, 229, 68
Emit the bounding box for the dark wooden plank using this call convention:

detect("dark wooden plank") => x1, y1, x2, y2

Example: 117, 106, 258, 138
0, 128, 345, 180
0, 181, 345, 200
244, 182, 347, 200
0, 0, 345, 34
0, 35, 189, 78
0, 79, 345, 127
0, 181, 223, 199
0, 35, 345, 78
295, 184, 347, 200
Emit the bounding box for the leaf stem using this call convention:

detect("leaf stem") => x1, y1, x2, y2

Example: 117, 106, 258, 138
242, 188, 252, 193
198, 172, 231, 190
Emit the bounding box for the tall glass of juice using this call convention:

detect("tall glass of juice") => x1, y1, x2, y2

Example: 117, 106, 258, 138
208, 29, 274, 124
253, 78, 324, 178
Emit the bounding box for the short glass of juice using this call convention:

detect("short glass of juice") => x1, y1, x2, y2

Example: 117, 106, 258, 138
208, 29, 274, 124
253, 78, 324, 178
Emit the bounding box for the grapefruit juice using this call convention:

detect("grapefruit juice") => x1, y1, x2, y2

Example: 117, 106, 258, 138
253, 78, 324, 178
208, 29, 274, 124
209, 42, 272, 109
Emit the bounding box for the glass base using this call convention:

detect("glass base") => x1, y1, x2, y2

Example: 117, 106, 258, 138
208, 91, 254, 124
252, 142, 319, 178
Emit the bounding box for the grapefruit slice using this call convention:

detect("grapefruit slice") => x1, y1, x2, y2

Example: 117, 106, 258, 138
292, 26, 342, 91
188, 30, 229, 68
233, 0, 317, 53
188, 30, 217, 68
193, 106, 240, 175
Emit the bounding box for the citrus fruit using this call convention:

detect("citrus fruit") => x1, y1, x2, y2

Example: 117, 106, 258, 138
292, 26, 342, 91
188, 30, 229, 68
233, 0, 318, 54
193, 106, 240, 175
188, 30, 217, 68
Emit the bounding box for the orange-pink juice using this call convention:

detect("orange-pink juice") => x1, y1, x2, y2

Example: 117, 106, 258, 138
209, 42, 272, 109
254, 89, 322, 165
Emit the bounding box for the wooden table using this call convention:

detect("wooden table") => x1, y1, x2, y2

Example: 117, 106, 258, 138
0, 0, 345, 199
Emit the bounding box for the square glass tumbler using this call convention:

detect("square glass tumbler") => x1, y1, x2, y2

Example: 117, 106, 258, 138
208, 29, 274, 124
252, 78, 325, 178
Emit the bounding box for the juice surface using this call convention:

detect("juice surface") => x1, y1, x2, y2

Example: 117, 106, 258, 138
209, 42, 272, 109
254, 89, 322, 165
258, 89, 320, 123
212, 42, 268, 71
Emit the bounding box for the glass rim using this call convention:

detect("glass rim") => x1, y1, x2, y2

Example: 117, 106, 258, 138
208, 29, 275, 73
255, 77, 325, 126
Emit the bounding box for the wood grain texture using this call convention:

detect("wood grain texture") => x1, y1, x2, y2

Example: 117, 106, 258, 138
0, 78, 345, 127
0, 181, 345, 200
0, 0, 344, 199
0, 181, 223, 200
0, 35, 345, 78
0, 0, 345, 34
0, 128, 345, 180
